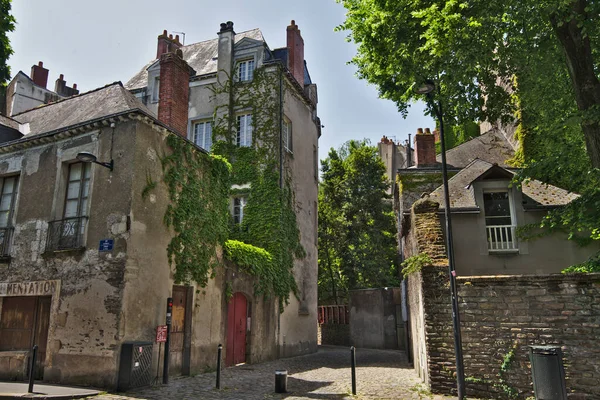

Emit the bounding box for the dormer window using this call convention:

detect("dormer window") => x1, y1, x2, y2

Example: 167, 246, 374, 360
237, 60, 255, 82
483, 191, 517, 251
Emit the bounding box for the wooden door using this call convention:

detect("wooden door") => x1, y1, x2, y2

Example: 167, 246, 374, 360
169, 286, 187, 374
226, 292, 247, 366
33, 297, 51, 378
0, 296, 51, 379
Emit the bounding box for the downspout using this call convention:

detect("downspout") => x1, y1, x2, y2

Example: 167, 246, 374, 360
279, 65, 284, 189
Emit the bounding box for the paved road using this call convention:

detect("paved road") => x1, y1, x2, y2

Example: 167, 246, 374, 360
93, 346, 453, 399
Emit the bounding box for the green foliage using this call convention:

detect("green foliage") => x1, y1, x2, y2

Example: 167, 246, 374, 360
465, 343, 519, 399
563, 252, 600, 274
337, 0, 600, 257
318, 140, 398, 304
211, 64, 304, 309
161, 134, 232, 286
400, 253, 433, 278
434, 122, 480, 154
0, 0, 15, 88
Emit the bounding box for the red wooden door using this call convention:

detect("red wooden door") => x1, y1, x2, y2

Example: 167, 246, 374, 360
169, 286, 187, 374
225, 292, 247, 366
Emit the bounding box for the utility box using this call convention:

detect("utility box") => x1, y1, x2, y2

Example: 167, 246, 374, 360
529, 345, 567, 400
118, 342, 153, 392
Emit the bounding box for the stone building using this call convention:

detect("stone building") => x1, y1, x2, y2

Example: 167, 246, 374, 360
399, 126, 598, 275
0, 19, 319, 388
2, 61, 79, 117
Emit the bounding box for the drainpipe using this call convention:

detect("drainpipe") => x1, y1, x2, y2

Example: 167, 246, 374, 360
279, 66, 284, 189
406, 134, 412, 167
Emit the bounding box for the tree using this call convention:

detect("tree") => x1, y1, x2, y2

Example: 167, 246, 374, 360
0, 0, 15, 87
318, 140, 398, 304
336, 0, 600, 260
336, 0, 599, 166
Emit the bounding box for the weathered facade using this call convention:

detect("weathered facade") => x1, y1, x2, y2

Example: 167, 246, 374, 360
125, 21, 320, 361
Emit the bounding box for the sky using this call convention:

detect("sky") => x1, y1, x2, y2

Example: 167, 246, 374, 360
7, 0, 434, 163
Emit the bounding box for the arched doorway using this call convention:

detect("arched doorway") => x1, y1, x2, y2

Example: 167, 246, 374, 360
226, 292, 247, 366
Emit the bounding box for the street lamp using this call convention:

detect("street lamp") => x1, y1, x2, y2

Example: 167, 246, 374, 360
415, 80, 466, 399
76, 152, 114, 171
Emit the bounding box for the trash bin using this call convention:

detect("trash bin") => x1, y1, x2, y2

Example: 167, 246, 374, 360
275, 370, 288, 393
529, 346, 567, 400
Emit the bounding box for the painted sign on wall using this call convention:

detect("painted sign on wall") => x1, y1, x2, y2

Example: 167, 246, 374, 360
0, 280, 59, 296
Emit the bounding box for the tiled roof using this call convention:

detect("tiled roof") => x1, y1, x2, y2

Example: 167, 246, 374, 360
429, 159, 578, 210
437, 128, 515, 168
126, 29, 265, 90
12, 82, 152, 137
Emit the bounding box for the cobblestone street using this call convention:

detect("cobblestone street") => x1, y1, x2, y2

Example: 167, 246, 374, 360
92, 346, 454, 400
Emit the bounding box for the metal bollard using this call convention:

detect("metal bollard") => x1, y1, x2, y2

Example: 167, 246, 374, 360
28, 345, 38, 393
350, 346, 356, 395
216, 344, 222, 389
275, 370, 288, 393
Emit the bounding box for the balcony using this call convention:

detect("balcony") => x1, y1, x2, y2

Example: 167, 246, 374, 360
487, 225, 518, 252
46, 217, 87, 252
0, 227, 14, 259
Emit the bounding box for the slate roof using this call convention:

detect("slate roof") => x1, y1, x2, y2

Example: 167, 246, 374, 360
126, 29, 265, 91
429, 159, 578, 210
0, 114, 20, 130
12, 82, 152, 137
437, 128, 515, 168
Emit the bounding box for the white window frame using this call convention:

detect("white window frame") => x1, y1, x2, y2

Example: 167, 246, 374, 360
483, 189, 518, 252
0, 175, 19, 229
283, 117, 292, 153
193, 120, 212, 151
236, 59, 255, 82
233, 196, 248, 224
237, 114, 253, 147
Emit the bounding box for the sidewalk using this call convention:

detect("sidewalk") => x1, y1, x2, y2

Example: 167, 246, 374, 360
0, 382, 101, 399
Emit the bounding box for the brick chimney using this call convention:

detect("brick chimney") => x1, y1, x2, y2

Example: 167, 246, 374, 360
414, 127, 436, 167
31, 61, 49, 88
157, 30, 182, 60
54, 74, 80, 97
287, 20, 304, 87
158, 48, 195, 136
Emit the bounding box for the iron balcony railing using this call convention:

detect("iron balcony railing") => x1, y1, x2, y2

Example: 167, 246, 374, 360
487, 224, 518, 251
0, 227, 14, 258
46, 216, 87, 251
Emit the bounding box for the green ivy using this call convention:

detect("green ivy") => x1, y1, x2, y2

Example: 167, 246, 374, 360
400, 253, 433, 278
161, 134, 232, 286
210, 64, 305, 309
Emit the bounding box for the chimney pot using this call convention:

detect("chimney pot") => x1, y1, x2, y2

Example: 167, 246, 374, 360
175, 34, 179, 42
424, 128, 431, 134
163, 29, 167, 36
30, 61, 50, 89
73, 83, 77, 89
417, 128, 424, 134
287, 20, 305, 87
59, 74, 64, 80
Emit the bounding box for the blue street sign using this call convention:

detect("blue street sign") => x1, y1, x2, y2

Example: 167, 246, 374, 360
99, 239, 114, 252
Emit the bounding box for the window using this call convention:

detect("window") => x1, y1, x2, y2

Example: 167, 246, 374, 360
483, 191, 517, 251
283, 118, 292, 153
0, 176, 18, 228
0, 176, 18, 257
193, 121, 212, 151
237, 60, 255, 82
152, 77, 160, 102
47, 162, 90, 251
313, 145, 318, 182
237, 114, 253, 147
64, 162, 91, 219
233, 197, 247, 224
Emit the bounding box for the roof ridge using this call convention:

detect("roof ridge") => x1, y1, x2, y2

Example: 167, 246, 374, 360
441, 128, 501, 157
12, 82, 124, 118
181, 27, 262, 49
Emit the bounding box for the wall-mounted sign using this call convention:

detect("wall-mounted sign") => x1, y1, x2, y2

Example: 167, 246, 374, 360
156, 325, 168, 343
0, 280, 59, 296
99, 239, 114, 252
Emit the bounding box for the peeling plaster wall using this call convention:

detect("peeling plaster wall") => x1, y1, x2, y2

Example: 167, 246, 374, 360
0, 122, 136, 388
277, 82, 319, 358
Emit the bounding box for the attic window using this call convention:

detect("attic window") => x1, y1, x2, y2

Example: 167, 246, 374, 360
483, 191, 517, 252
237, 60, 255, 82
152, 77, 160, 103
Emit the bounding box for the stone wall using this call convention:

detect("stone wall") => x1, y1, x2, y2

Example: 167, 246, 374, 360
405, 197, 600, 399
318, 324, 351, 347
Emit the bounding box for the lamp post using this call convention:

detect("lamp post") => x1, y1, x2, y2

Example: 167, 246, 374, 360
415, 80, 466, 399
